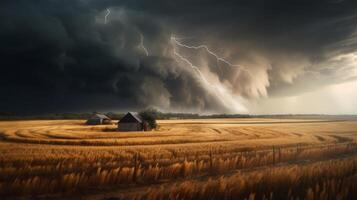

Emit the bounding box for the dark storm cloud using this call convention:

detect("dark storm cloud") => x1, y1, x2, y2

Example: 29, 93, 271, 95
1, 0, 357, 114
0, 0, 225, 114
91, 0, 357, 92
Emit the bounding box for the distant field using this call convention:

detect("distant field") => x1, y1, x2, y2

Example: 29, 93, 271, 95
0, 119, 356, 199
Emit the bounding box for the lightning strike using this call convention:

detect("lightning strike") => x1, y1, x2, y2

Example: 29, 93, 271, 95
140, 33, 149, 56
171, 40, 247, 112
173, 48, 210, 85
171, 36, 252, 76
104, 8, 111, 24
173, 47, 229, 106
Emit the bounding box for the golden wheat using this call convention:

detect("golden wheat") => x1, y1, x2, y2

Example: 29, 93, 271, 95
0, 119, 356, 198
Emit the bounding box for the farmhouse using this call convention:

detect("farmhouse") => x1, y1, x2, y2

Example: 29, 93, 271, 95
86, 113, 112, 125
118, 112, 146, 131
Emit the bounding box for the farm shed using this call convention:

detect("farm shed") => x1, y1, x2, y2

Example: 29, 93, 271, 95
118, 112, 148, 131
86, 114, 112, 125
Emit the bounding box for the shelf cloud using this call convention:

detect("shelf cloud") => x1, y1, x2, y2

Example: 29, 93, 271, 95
1, 0, 357, 114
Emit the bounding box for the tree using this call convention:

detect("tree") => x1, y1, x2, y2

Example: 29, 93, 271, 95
139, 108, 158, 130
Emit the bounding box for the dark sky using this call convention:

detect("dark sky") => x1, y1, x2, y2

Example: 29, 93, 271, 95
1, 0, 357, 114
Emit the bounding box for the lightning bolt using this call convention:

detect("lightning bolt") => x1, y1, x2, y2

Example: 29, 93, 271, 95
171, 35, 248, 112
172, 48, 210, 85
104, 8, 111, 24
140, 33, 149, 56
172, 39, 239, 109
171, 36, 225, 87
103, 8, 147, 56
173, 47, 230, 107
171, 36, 252, 76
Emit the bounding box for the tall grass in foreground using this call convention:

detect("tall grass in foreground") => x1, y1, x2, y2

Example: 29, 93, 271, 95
0, 143, 355, 196
137, 158, 357, 200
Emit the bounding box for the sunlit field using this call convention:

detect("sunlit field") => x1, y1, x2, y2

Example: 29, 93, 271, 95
0, 118, 356, 199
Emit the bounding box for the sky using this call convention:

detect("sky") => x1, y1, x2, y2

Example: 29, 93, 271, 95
1, 0, 357, 115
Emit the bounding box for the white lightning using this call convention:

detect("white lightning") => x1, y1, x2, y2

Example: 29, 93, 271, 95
173, 47, 230, 106
173, 48, 210, 85
171, 36, 252, 76
104, 8, 111, 24
140, 33, 149, 56
171, 38, 247, 112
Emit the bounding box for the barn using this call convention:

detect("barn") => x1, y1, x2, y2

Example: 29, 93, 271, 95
86, 114, 112, 125
118, 112, 145, 131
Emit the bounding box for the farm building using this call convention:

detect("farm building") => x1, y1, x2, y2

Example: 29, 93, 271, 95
86, 114, 112, 125
118, 112, 148, 131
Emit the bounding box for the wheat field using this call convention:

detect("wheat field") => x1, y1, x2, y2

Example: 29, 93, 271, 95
0, 118, 356, 199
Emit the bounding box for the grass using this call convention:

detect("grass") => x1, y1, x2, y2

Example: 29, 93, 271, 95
139, 157, 357, 200
0, 119, 356, 199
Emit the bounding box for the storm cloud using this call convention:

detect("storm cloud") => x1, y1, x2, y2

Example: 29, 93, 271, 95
1, 0, 357, 114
